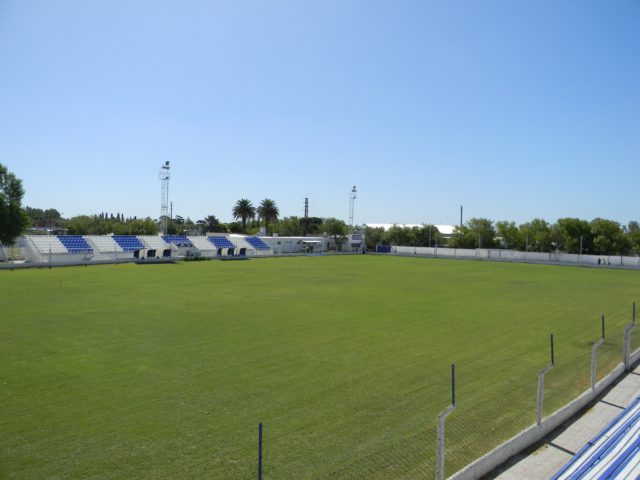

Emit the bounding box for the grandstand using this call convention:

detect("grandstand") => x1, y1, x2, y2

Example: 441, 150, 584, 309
85, 236, 125, 260
57, 235, 93, 254
18, 234, 279, 264
112, 235, 145, 252
208, 236, 235, 250
162, 235, 193, 247
552, 396, 640, 479
186, 236, 218, 257
24, 235, 94, 263
228, 235, 272, 255
245, 236, 270, 250
0, 242, 6, 261
138, 235, 170, 251
209, 235, 239, 256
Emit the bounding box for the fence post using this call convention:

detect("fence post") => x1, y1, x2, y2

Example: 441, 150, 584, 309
623, 302, 636, 371
591, 315, 605, 390
537, 334, 554, 426
258, 422, 263, 480
436, 364, 456, 480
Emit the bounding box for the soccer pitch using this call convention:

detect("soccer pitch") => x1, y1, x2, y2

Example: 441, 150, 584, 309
2, 256, 639, 479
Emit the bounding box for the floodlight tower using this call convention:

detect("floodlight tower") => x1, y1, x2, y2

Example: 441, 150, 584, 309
159, 161, 171, 235
348, 185, 357, 227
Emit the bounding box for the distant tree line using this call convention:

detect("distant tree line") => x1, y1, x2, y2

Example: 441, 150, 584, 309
452, 217, 640, 255
363, 224, 444, 251
2, 159, 636, 256
364, 218, 640, 255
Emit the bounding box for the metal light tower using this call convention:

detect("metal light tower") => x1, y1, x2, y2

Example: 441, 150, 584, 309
159, 161, 171, 235
348, 185, 357, 227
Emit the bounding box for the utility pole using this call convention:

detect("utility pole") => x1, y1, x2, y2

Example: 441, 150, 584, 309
304, 198, 309, 218
460, 205, 463, 228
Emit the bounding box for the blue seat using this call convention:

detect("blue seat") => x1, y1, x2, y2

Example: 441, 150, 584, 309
112, 236, 145, 252
246, 237, 270, 250
162, 235, 193, 247
208, 237, 235, 249
57, 235, 93, 254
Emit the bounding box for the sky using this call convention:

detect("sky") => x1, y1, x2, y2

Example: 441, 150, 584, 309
1, 1, 639, 226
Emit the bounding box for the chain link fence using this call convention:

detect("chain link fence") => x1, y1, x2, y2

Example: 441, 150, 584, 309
242, 306, 637, 480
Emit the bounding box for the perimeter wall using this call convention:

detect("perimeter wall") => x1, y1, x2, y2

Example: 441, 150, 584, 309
391, 246, 640, 268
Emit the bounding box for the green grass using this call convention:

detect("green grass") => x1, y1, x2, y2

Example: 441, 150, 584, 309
1, 256, 639, 479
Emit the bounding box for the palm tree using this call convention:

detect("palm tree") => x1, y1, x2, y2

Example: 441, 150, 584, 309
257, 198, 279, 235
232, 199, 256, 233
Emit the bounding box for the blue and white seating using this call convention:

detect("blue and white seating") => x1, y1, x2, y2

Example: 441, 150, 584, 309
162, 235, 193, 247
138, 235, 170, 251
57, 235, 93, 254
112, 235, 145, 252
185, 236, 220, 257
85, 236, 124, 254
552, 396, 640, 479
24, 235, 93, 263
208, 236, 235, 249
245, 237, 270, 250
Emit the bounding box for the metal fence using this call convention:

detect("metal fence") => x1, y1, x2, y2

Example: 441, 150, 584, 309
244, 305, 638, 480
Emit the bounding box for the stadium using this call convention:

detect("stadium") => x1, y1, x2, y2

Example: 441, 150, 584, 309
2, 3, 640, 479
2, 163, 640, 480
3, 227, 640, 479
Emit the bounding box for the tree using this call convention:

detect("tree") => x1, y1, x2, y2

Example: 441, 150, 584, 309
277, 216, 304, 237
257, 198, 279, 235
300, 216, 323, 235
201, 215, 226, 233
590, 218, 630, 255
364, 226, 385, 250
25, 207, 62, 227
232, 199, 256, 233
227, 221, 244, 234
552, 218, 591, 254
449, 225, 474, 248
322, 217, 348, 250
627, 221, 640, 254
409, 225, 443, 247
495, 221, 522, 250
519, 218, 551, 252
0, 164, 30, 245
385, 224, 411, 246
449, 218, 496, 249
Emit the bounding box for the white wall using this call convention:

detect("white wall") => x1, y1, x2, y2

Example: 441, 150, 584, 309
390, 246, 640, 269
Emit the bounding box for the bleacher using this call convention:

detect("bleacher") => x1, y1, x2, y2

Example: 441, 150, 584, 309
0, 242, 6, 261
138, 235, 170, 250
26, 235, 68, 254
84, 236, 124, 254
20, 234, 274, 263
187, 236, 217, 252
57, 235, 93, 254
112, 235, 145, 252
245, 237, 271, 250
162, 235, 193, 247
552, 396, 640, 479
208, 236, 235, 249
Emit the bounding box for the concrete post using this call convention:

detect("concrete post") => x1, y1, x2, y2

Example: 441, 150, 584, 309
592, 315, 605, 390
591, 339, 604, 390
537, 334, 554, 426
436, 364, 456, 480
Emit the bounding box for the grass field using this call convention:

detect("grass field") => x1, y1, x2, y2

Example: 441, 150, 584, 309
1, 255, 639, 479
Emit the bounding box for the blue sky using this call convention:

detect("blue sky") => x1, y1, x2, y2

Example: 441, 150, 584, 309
1, 1, 638, 226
